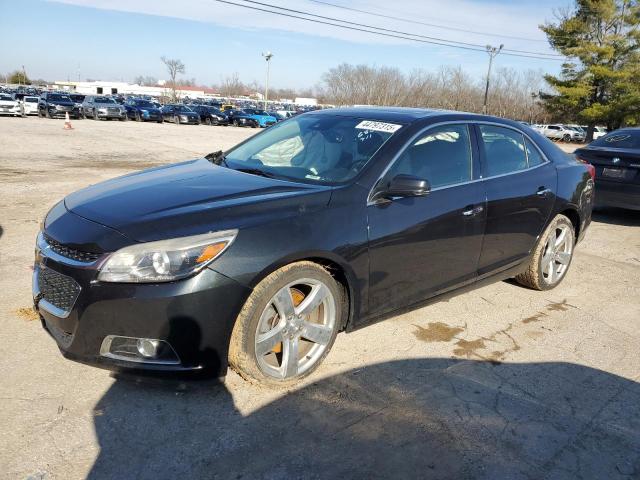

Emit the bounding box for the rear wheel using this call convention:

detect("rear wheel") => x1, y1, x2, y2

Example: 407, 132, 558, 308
205, 117, 212, 126
563, 133, 571, 142
229, 261, 343, 387
174, 115, 180, 125
233, 119, 239, 127
515, 214, 575, 290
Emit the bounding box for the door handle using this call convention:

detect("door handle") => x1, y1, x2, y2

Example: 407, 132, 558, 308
537, 187, 552, 196
462, 205, 484, 216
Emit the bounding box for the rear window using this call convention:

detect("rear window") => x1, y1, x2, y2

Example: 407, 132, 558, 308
591, 131, 640, 149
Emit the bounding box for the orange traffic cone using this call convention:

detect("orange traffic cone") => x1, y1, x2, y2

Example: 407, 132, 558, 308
63, 112, 73, 130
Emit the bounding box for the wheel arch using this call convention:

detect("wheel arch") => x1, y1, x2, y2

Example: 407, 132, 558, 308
558, 206, 581, 241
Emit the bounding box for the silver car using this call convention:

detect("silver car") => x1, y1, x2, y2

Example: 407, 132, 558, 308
82, 96, 127, 121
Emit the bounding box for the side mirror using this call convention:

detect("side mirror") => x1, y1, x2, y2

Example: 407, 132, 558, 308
372, 174, 430, 202
385, 174, 430, 198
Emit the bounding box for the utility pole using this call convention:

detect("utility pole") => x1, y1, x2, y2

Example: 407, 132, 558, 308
482, 44, 503, 115
262, 51, 273, 110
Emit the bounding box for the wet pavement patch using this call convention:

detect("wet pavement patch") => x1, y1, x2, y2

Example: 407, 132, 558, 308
413, 322, 465, 343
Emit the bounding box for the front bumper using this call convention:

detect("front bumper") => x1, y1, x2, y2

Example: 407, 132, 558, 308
595, 179, 640, 210
33, 233, 251, 376
0, 106, 22, 115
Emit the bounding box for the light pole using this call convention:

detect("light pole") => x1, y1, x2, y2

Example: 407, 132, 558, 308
262, 51, 273, 110
482, 44, 503, 115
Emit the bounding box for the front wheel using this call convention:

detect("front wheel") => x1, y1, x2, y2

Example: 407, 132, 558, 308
515, 214, 575, 290
174, 115, 180, 124
229, 261, 343, 387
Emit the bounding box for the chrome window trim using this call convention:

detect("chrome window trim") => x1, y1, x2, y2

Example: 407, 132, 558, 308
367, 119, 551, 205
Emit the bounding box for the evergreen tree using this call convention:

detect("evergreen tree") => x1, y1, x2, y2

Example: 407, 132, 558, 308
541, 0, 640, 140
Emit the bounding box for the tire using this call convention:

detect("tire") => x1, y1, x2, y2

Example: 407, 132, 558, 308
82, 110, 87, 120
157, 118, 163, 124
47, 109, 54, 119
233, 119, 239, 127
229, 261, 343, 387
174, 115, 180, 125
205, 117, 212, 126
93, 109, 99, 120
135, 112, 142, 122
515, 214, 575, 291
563, 134, 571, 143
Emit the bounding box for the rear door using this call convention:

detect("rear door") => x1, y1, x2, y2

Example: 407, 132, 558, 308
475, 124, 557, 275
367, 123, 486, 317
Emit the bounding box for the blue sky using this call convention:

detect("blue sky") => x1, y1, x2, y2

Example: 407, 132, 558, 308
0, 0, 567, 89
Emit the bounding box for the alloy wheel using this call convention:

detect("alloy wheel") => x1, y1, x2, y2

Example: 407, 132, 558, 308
255, 279, 336, 380
541, 224, 573, 285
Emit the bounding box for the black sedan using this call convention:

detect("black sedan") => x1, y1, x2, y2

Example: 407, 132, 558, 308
574, 128, 640, 210
33, 108, 594, 386
226, 109, 259, 128
190, 105, 230, 126
160, 104, 200, 124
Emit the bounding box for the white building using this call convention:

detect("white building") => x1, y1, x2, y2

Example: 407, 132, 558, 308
53, 80, 220, 99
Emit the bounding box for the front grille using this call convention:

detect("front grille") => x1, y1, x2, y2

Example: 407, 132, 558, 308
44, 235, 101, 263
38, 267, 81, 313
107, 107, 120, 114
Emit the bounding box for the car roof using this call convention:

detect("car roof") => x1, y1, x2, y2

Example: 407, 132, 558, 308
306, 106, 501, 124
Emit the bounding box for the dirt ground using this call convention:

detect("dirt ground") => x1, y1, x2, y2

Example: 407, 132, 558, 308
0, 116, 639, 479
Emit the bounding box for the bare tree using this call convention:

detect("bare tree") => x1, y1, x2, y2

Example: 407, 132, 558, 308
219, 72, 245, 97
161, 56, 185, 101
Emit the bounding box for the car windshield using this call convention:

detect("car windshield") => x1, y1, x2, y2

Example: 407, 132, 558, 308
94, 97, 116, 104
254, 110, 269, 116
591, 131, 640, 149
25, 97, 38, 102
224, 114, 401, 184
49, 94, 71, 101
0, 94, 13, 101
175, 105, 193, 113
134, 100, 155, 107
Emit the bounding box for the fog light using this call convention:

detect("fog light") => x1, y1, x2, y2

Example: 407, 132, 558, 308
100, 335, 180, 365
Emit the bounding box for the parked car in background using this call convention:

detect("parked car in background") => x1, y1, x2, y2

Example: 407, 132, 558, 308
33, 108, 594, 386
564, 125, 586, 143
68, 94, 85, 111
537, 124, 582, 142
0, 93, 24, 116
580, 126, 608, 140
124, 99, 163, 123
22, 95, 40, 115
190, 105, 229, 125
227, 109, 259, 128
242, 108, 277, 127
574, 128, 640, 210
82, 96, 127, 121
38, 92, 81, 119
160, 104, 200, 124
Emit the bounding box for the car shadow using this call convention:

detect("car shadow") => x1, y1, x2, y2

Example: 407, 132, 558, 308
592, 207, 640, 227
88, 358, 640, 479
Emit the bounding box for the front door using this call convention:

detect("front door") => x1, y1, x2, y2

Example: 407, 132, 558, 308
367, 123, 486, 318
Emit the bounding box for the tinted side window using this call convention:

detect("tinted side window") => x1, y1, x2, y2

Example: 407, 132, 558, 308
525, 138, 545, 167
389, 124, 472, 189
480, 125, 528, 177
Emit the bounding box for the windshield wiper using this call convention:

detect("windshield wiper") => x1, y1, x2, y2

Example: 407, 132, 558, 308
205, 150, 228, 167
234, 167, 277, 179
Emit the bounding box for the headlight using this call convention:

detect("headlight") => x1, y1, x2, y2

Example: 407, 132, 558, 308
180, 115, 188, 121
97, 230, 237, 283
99, 108, 107, 112
141, 109, 148, 114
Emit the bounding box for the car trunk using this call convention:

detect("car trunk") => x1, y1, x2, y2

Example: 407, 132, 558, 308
575, 147, 640, 185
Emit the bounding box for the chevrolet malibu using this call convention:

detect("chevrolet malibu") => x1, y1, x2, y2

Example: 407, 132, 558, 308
33, 108, 594, 386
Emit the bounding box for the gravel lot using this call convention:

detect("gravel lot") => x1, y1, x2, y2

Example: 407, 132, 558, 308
1, 116, 639, 479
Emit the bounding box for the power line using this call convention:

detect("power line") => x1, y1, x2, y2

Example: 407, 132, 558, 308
308, 0, 549, 44
239, 0, 564, 57
213, 0, 567, 61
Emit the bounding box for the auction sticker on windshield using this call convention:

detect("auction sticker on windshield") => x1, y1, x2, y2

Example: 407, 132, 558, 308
355, 120, 402, 133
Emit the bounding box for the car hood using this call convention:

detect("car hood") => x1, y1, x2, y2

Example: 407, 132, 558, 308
0, 100, 18, 106
64, 158, 332, 243
50, 101, 75, 107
